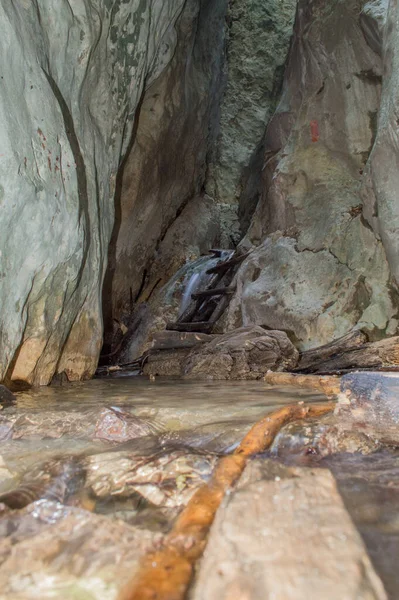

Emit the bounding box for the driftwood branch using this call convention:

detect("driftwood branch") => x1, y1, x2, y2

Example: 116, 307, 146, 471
191, 286, 235, 300
296, 335, 399, 374
206, 252, 249, 275
166, 321, 213, 333
296, 330, 367, 372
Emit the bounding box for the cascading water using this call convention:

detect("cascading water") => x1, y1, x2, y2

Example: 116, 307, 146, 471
177, 251, 233, 318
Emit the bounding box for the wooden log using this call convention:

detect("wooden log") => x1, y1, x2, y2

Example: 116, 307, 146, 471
150, 331, 217, 350
191, 286, 235, 300
118, 401, 335, 600
263, 372, 340, 397
166, 321, 214, 333
206, 252, 250, 275
296, 330, 368, 372
208, 293, 232, 325
301, 336, 399, 374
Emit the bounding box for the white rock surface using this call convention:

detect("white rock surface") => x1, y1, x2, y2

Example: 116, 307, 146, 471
0, 0, 185, 385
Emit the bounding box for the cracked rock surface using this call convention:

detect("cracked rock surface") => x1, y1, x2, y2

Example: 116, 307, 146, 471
225, 0, 399, 349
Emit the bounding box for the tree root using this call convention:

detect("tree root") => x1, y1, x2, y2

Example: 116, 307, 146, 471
118, 401, 335, 600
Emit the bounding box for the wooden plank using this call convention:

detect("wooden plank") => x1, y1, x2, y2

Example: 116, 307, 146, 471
208, 293, 232, 325
191, 286, 235, 300
166, 321, 214, 333
206, 252, 250, 274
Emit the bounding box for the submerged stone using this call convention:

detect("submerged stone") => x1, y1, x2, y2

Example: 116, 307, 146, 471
338, 371, 399, 445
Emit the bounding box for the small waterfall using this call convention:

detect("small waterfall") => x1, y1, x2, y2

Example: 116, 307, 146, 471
178, 251, 233, 318
180, 272, 200, 315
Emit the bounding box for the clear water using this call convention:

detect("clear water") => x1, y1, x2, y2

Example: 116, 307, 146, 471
0, 377, 398, 598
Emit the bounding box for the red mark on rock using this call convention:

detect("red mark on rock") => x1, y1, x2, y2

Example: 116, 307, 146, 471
310, 119, 319, 143
47, 156, 52, 171
37, 128, 47, 141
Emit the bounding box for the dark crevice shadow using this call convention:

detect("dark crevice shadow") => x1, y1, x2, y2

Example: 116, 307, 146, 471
42, 69, 91, 284
101, 88, 146, 349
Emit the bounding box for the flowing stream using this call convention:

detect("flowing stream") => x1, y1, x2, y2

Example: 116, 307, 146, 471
0, 377, 398, 598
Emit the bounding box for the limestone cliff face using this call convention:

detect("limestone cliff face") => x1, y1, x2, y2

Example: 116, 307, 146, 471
0, 0, 186, 386
3, 0, 399, 385
226, 0, 399, 350
105, 0, 228, 338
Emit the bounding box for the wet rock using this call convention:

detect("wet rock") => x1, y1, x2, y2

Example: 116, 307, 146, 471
338, 372, 399, 446
143, 349, 190, 378
192, 460, 387, 599
94, 407, 161, 443
85, 449, 217, 509
0, 500, 161, 599
183, 326, 299, 380
0, 385, 16, 407
0, 457, 14, 486
0, 457, 85, 510
271, 414, 379, 463
321, 451, 399, 600
0, 410, 96, 440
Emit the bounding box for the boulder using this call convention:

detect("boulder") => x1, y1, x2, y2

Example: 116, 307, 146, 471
183, 326, 299, 379
225, 0, 397, 350
192, 460, 387, 599
0, 500, 161, 599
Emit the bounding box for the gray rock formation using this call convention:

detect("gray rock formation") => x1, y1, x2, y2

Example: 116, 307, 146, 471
362, 0, 399, 287
144, 326, 299, 379
206, 0, 297, 215
226, 0, 398, 350
0, 0, 187, 386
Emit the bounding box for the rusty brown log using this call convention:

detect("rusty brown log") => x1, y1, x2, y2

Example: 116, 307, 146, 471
118, 401, 335, 600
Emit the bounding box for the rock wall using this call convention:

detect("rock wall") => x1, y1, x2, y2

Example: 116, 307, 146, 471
363, 0, 399, 286
226, 0, 399, 350
0, 0, 186, 386
104, 0, 228, 341
206, 0, 297, 232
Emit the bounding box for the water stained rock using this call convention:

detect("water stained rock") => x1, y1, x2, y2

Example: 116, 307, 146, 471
192, 460, 387, 600
94, 407, 162, 443
338, 372, 399, 445
0, 500, 161, 600
85, 449, 217, 510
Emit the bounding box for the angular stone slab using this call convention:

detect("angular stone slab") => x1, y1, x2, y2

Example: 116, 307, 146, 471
192, 460, 387, 600
339, 372, 399, 445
